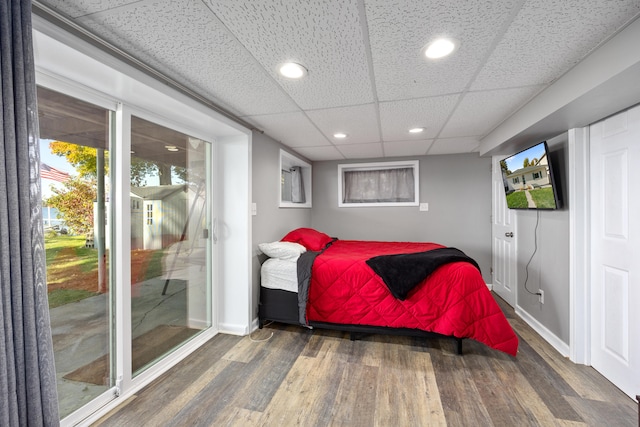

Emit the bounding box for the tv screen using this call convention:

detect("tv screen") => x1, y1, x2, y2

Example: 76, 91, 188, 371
500, 141, 560, 210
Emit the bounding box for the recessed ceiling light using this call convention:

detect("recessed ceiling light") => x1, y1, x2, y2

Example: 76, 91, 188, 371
409, 127, 425, 134
333, 132, 347, 139
279, 62, 308, 79
165, 145, 179, 152
423, 38, 457, 59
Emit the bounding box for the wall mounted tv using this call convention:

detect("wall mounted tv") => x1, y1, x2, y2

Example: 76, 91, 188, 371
500, 141, 560, 210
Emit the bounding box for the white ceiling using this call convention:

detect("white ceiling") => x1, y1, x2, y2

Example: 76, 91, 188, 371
36, 0, 640, 161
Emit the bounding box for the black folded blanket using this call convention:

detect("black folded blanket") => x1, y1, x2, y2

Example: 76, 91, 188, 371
366, 247, 480, 300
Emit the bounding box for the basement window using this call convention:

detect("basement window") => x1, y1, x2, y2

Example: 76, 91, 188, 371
280, 149, 312, 208
338, 160, 419, 207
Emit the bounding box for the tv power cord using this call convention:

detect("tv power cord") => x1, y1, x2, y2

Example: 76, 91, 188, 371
523, 210, 543, 298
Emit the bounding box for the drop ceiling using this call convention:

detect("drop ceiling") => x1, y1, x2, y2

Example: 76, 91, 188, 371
34, 0, 640, 161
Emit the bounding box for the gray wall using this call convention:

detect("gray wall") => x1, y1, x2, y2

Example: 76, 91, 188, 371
515, 133, 570, 343
251, 131, 311, 317
310, 153, 493, 283
250, 138, 571, 344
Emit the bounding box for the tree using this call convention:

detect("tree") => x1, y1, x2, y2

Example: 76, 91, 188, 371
158, 163, 172, 186
130, 157, 159, 187
50, 141, 105, 178
45, 178, 96, 235
50, 140, 175, 186
500, 159, 511, 175
523, 157, 530, 167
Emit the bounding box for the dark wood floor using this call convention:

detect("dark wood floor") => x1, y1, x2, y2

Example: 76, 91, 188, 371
95, 295, 637, 426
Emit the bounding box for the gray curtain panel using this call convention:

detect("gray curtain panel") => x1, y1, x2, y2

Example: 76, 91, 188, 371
0, 0, 60, 425
343, 167, 415, 203
290, 166, 305, 204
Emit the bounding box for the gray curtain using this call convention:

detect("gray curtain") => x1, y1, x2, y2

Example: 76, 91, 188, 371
290, 166, 305, 203
343, 167, 415, 203
1, 0, 60, 425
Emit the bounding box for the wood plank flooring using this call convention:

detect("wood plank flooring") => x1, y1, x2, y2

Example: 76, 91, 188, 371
95, 295, 637, 426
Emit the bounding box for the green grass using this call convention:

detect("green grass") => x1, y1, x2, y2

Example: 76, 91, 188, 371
45, 234, 99, 308
529, 187, 557, 209
506, 188, 558, 209
48, 289, 99, 308
44, 234, 165, 307
505, 191, 529, 209
144, 249, 165, 280
45, 234, 97, 270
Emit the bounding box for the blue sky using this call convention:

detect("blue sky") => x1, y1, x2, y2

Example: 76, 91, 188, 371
40, 139, 78, 171
504, 142, 546, 172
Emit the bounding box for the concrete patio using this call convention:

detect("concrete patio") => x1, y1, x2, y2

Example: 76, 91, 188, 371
50, 275, 194, 419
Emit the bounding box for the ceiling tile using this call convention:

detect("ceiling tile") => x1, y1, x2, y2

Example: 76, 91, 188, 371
383, 139, 433, 157
428, 137, 480, 155
293, 145, 345, 161
337, 143, 384, 159
471, 0, 640, 90
204, 0, 375, 110
365, 0, 521, 101
440, 86, 544, 138
379, 95, 459, 140
247, 112, 330, 148
306, 104, 380, 144
74, 0, 298, 116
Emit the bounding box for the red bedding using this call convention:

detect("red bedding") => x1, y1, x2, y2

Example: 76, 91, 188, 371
305, 240, 519, 356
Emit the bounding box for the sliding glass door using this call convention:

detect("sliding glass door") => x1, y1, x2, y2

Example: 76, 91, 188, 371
129, 116, 211, 376
37, 86, 214, 422
37, 86, 114, 418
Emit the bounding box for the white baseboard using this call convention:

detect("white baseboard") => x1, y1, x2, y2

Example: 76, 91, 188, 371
219, 322, 249, 336
515, 305, 570, 357
187, 318, 209, 329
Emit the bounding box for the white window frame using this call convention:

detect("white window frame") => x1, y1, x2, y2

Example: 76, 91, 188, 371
279, 149, 312, 208
338, 160, 419, 207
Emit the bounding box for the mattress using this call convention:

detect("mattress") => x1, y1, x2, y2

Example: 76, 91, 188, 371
260, 258, 298, 293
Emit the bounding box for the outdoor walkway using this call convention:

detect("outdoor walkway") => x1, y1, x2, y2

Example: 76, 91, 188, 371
524, 190, 537, 208
50, 276, 189, 418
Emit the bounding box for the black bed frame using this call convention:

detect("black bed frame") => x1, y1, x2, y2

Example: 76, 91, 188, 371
258, 287, 464, 355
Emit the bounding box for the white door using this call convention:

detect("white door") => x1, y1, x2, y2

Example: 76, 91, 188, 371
590, 105, 640, 399
492, 156, 517, 307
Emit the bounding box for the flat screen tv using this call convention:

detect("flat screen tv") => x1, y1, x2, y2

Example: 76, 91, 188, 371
500, 141, 560, 210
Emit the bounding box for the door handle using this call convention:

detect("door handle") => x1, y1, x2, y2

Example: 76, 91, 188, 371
505, 232, 514, 238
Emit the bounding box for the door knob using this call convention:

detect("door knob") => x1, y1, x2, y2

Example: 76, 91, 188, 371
505, 232, 514, 238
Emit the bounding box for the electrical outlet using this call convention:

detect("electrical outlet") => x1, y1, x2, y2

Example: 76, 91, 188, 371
538, 289, 544, 304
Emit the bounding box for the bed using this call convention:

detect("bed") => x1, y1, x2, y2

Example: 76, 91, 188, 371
258, 228, 519, 356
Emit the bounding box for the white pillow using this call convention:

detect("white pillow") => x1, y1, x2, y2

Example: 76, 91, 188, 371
258, 241, 306, 261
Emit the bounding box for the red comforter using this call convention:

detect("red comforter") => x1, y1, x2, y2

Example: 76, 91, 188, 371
305, 240, 519, 356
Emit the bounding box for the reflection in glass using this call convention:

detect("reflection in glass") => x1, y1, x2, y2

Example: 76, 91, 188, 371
130, 116, 210, 376
37, 86, 112, 418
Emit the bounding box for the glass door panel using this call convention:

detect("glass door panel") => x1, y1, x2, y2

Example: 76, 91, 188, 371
129, 116, 211, 376
37, 86, 113, 418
